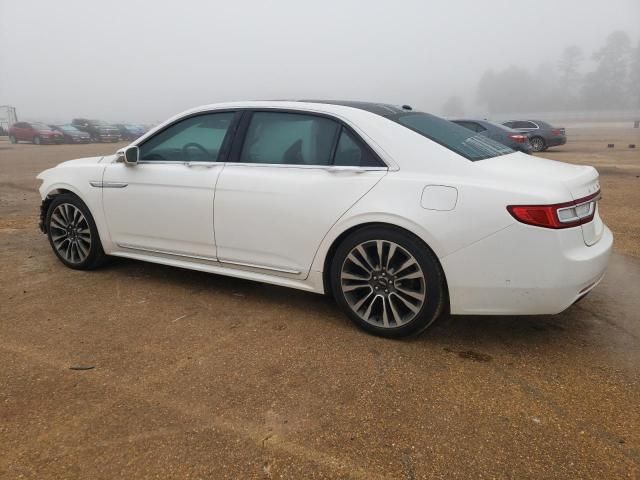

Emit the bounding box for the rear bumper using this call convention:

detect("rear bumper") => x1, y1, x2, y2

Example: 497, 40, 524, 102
514, 144, 533, 154
546, 136, 567, 147
441, 222, 613, 315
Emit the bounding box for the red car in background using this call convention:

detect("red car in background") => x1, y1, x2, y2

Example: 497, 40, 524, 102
9, 122, 64, 145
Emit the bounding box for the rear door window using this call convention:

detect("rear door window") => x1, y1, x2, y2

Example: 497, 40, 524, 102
333, 128, 382, 167
239, 112, 339, 165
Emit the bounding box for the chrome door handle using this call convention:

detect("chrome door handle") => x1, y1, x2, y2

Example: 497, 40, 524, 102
186, 162, 218, 168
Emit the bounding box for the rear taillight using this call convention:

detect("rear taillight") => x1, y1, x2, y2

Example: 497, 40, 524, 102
552, 128, 563, 135
508, 134, 528, 143
507, 191, 600, 229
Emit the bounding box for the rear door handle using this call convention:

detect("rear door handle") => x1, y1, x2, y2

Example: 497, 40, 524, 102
186, 162, 219, 168
327, 167, 366, 174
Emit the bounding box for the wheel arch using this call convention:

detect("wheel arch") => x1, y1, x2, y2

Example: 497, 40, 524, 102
39, 187, 85, 234
319, 221, 450, 313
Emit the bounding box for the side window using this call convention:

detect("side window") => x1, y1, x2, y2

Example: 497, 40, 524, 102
139, 112, 235, 162
239, 112, 339, 165
524, 121, 538, 129
503, 121, 515, 128
471, 122, 487, 132
333, 128, 382, 167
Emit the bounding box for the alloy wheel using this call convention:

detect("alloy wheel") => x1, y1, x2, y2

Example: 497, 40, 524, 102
531, 137, 544, 152
340, 240, 426, 328
49, 203, 92, 264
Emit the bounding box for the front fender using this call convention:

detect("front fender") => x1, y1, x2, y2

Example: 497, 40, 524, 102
36, 166, 111, 250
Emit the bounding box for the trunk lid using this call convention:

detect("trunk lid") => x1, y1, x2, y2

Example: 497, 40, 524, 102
480, 152, 603, 245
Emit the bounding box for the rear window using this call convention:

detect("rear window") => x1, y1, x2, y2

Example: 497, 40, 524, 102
392, 113, 513, 161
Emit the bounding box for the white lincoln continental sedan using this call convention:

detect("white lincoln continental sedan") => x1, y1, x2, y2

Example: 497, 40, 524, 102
37, 101, 612, 337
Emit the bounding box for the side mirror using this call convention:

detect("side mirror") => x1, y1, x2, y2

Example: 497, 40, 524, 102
117, 146, 139, 165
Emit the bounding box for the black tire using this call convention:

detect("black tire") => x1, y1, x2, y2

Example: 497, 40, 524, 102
45, 193, 107, 270
530, 136, 546, 152
33, 135, 41, 145
330, 226, 445, 338
9, 135, 17, 144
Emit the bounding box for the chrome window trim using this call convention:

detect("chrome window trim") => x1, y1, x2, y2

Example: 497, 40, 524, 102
135, 160, 221, 166
223, 162, 387, 172
130, 106, 399, 171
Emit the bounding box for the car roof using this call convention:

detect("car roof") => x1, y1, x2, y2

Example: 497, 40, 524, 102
298, 100, 412, 116
173, 100, 416, 120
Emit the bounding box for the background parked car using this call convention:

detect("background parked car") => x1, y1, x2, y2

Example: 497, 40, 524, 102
71, 118, 121, 142
50, 124, 92, 144
451, 119, 532, 153
9, 122, 64, 145
114, 123, 147, 141
502, 120, 566, 152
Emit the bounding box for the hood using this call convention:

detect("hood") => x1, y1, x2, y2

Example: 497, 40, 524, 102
56, 156, 105, 168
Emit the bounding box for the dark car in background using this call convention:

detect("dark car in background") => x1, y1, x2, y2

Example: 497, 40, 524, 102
114, 123, 146, 141
8, 122, 64, 145
50, 124, 91, 144
451, 119, 532, 154
502, 120, 566, 152
71, 118, 121, 142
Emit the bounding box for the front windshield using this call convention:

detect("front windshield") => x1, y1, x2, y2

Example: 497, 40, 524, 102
60, 125, 79, 132
32, 123, 51, 130
392, 112, 514, 161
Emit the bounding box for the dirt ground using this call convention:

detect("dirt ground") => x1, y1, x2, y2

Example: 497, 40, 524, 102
0, 128, 639, 479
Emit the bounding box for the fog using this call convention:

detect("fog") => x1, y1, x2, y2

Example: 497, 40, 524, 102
1, 0, 639, 124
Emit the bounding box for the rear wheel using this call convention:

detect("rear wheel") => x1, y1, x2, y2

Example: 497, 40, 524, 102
530, 136, 545, 152
46, 194, 107, 270
33, 135, 41, 145
330, 226, 445, 338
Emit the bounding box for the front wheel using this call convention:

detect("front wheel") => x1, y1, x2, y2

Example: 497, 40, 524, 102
330, 226, 445, 338
33, 135, 41, 145
46, 194, 107, 270
9, 135, 17, 144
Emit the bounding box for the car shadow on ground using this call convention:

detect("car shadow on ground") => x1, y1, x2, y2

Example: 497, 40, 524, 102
98, 256, 580, 354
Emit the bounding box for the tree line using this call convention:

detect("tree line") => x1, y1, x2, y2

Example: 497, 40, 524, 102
442, 30, 639, 116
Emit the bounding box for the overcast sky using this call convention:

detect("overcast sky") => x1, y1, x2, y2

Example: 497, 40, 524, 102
1, 0, 638, 123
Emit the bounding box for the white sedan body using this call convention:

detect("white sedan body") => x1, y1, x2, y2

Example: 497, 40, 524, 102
37, 101, 612, 319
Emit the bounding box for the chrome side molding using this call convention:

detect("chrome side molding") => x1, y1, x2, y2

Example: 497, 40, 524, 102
116, 243, 301, 274
90, 181, 128, 188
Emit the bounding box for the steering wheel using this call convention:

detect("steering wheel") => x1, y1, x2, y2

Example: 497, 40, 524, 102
182, 142, 210, 162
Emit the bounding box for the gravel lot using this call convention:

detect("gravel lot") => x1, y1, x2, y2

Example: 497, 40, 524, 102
1, 128, 639, 479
